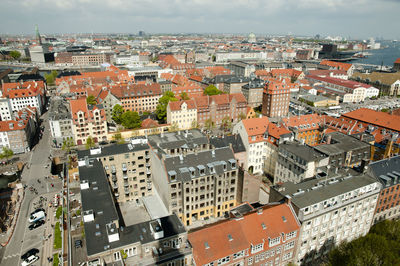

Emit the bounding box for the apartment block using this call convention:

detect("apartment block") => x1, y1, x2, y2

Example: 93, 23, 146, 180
269, 169, 381, 264
148, 130, 239, 226
78, 158, 192, 265
70, 98, 108, 145
369, 156, 400, 224
77, 139, 152, 203
49, 97, 74, 147
262, 80, 290, 118
167, 100, 197, 130
274, 142, 329, 184
188, 202, 301, 266
241, 79, 264, 108
314, 132, 371, 168
282, 114, 323, 146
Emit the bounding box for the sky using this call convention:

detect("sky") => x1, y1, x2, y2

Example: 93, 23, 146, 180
1, 0, 400, 39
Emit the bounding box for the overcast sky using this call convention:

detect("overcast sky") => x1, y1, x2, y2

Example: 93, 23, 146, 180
1, 0, 399, 39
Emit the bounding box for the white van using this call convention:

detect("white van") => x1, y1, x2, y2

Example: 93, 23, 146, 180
21, 255, 39, 266
28, 211, 46, 223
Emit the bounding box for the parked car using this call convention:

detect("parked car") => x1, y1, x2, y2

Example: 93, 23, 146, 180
28, 219, 45, 230
29, 208, 45, 217
21, 255, 39, 266
28, 210, 46, 223
20, 248, 39, 261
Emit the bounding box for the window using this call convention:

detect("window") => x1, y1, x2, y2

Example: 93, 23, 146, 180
286, 231, 297, 240
233, 250, 245, 259
284, 241, 295, 250
248, 257, 253, 265
217, 256, 230, 265
269, 236, 281, 247
282, 251, 293, 261
251, 243, 264, 254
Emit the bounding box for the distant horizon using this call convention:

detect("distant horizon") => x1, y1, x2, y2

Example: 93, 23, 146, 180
1, 0, 400, 40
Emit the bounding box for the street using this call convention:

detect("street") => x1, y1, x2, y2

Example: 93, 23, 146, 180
0, 111, 63, 266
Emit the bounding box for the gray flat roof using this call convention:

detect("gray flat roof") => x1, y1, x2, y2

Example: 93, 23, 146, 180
165, 147, 236, 182
209, 134, 246, 153
279, 142, 327, 162
77, 142, 149, 160
274, 169, 378, 208
314, 132, 370, 155
369, 156, 400, 187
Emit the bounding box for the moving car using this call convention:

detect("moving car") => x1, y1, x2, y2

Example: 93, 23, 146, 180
28, 219, 45, 230
28, 210, 46, 223
20, 248, 39, 261
21, 255, 39, 266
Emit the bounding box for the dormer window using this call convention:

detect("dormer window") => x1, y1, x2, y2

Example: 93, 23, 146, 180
228, 159, 236, 169
168, 170, 177, 181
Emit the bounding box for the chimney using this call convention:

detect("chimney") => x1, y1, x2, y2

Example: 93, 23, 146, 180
284, 195, 292, 205
326, 135, 332, 144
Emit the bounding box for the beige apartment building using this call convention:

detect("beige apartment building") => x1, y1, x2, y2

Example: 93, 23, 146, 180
77, 139, 153, 203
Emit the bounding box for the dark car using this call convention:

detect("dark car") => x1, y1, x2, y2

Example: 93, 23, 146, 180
21, 248, 39, 261
74, 239, 82, 248
28, 219, 45, 230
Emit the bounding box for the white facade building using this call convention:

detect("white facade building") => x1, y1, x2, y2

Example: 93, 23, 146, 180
167, 100, 197, 130
0, 98, 12, 121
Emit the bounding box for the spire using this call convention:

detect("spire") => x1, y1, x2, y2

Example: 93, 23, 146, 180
35, 24, 42, 45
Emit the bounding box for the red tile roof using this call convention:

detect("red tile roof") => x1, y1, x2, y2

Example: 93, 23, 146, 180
2, 80, 45, 99
320, 60, 352, 71
168, 100, 196, 111
282, 114, 323, 132
306, 75, 372, 90
188, 203, 300, 266
342, 108, 400, 132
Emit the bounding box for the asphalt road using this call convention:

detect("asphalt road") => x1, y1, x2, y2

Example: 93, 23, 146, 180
0, 111, 63, 266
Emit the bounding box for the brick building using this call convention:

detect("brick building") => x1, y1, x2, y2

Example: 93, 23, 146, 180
262, 80, 290, 118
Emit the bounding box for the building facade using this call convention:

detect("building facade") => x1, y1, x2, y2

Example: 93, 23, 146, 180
167, 100, 197, 130
49, 97, 74, 147
262, 80, 290, 118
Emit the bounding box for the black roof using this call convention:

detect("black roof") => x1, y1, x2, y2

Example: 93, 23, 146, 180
77, 142, 149, 160
369, 156, 400, 187
16, 74, 44, 82
209, 134, 246, 153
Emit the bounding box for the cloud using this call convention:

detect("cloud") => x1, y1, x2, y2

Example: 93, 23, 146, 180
0, 0, 399, 39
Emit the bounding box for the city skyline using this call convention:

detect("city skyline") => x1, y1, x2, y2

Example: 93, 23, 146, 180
1, 0, 400, 39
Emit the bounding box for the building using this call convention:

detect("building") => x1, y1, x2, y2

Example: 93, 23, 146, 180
241, 79, 265, 108
0, 107, 37, 154
55, 52, 113, 66
299, 94, 339, 107
78, 139, 153, 203
2, 80, 46, 115
314, 132, 371, 168
148, 130, 240, 226
233, 117, 293, 175
110, 83, 162, 114
0, 97, 13, 121
228, 61, 256, 77
167, 100, 197, 130
306, 75, 379, 102
94, 89, 121, 123
352, 71, 400, 96
49, 97, 73, 148
193, 93, 247, 127
319, 60, 354, 76
274, 142, 329, 184
69, 98, 108, 145
262, 80, 290, 118
188, 202, 301, 266
368, 156, 400, 224
78, 157, 192, 265
394, 58, 400, 72
282, 114, 323, 146
269, 169, 381, 264
222, 76, 251, 94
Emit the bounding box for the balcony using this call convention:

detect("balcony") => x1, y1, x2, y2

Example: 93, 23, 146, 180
112, 176, 117, 182
123, 175, 128, 180
111, 168, 116, 174
112, 183, 118, 189
124, 187, 130, 194
124, 181, 129, 187
122, 164, 127, 172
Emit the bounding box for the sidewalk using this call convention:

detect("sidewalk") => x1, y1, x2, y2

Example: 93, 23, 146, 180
41, 193, 59, 265
0, 187, 24, 247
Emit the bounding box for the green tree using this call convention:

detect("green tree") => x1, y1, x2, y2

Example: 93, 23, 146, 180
169, 123, 179, 132
191, 119, 199, 129
121, 111, 142, 129
221, 116, 232, 131
238, 112, 247, 121
61, 138, 74, 153
85, 136, 95, 149
44, 70, 58, 86
156, 91, 178, 121
203, 85, 223, 96
9, 50, 21, 60
0, 147, 13, 163
112, 104, 124, 124
204, 118, 214, 131
180, 92, 190, 100
112, 133, 125, 144
86, 95, 97, 106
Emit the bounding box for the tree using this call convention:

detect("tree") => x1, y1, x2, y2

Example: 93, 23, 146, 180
238, 112, 247, 121
61, 138, 74, 153
328, 220, 400, 266
191, 119, 199, 129
121, 111, 142, 129
85, 136, 95, 149
203, 85, 223, 96
221, 116, 232, 131
0, 147, 13, 163
9, 50, 21, 61
156, 91, 178, 121
112, 133, 125, 144
180, 92, 190, 100
204, 118, 214, 131
86, 95, 97, 106
44, 70, 58, 86
112, 104, 124, 124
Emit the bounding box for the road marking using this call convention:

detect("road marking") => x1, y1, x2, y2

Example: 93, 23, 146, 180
3, 253, 20, 260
